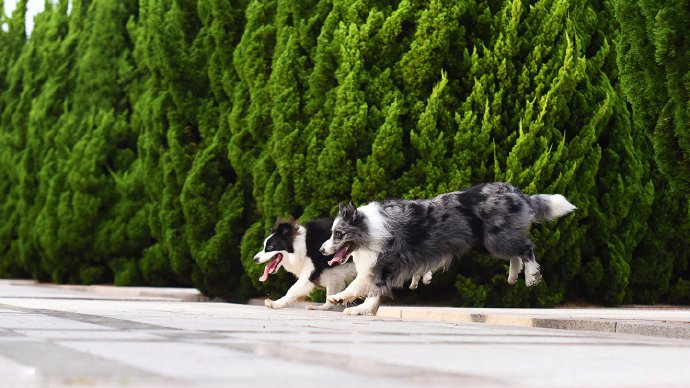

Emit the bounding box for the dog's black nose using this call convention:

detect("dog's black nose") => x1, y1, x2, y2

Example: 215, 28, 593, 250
319, 247, 325, 255
253, 256, 260, 263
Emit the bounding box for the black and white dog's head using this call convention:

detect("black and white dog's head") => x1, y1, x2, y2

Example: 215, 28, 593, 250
320, 202, 372, 266
253, 219, 301, 282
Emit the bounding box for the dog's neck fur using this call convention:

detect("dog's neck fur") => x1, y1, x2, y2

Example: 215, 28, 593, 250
357, 202, 390, 253
281, 225, 310, 276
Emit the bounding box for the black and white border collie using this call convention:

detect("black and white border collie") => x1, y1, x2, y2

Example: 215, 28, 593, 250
253, 218, 356, 310
320, 182, 576, 315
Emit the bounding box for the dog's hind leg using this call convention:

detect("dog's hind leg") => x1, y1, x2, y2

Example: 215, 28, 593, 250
522, 251, 542, 287
265, 277, 315, 309
409, 275, 421, 290
507, 257, 523, 285
485, 231, 541, 286
409, 270, 433, 289
422, 270, 433, 285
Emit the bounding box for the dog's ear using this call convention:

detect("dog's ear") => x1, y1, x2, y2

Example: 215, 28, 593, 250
338, 202, 358, 221
274, 219, 298, 238
348, 202, 358, 221
339, 202, 357, 221
279, 223, 297, 238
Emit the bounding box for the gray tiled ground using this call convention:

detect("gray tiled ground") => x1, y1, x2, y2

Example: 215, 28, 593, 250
1, 283, 689, 387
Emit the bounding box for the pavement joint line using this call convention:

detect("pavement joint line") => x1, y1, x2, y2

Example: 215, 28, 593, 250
0, 296, 186, 302
12, 282, 209, 302
0, 303, 182, 332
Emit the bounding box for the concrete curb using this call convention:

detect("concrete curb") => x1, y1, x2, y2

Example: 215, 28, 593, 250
376, 306, 690, 339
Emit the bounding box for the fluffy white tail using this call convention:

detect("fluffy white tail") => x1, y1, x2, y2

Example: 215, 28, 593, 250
530, 194, 576, 222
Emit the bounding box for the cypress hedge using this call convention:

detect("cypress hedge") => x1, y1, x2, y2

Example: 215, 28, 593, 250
612, 0, 690, 304
0, 0, 687, 306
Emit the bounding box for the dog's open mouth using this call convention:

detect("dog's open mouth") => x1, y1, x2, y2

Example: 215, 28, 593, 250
328, 243, 352, 266
259, 253, 283, 282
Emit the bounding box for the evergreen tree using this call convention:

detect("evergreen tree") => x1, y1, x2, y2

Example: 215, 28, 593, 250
351, 96, 405, 202
399, 72, 452, 198
613, 0, 690, 195
0, 0, 28, 277
32, 0, 142, 284
613, 0, 690, 303
314, 20, 369, 210
445, 0, 654, 306
132, 0, 207, 286
10, 0, 77, 281
129, 0, 177, 285
179, 0, 247, 299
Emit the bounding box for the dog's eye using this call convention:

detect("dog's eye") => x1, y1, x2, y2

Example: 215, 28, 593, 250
333, 231, 342, 239
266, 245, 273, 250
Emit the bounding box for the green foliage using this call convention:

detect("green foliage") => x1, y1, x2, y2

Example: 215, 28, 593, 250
668, 279, 690, 305
0, 0, 687, 306
613, 0, 690, 195
455, 274, 488, 307
613, 0, 690, 304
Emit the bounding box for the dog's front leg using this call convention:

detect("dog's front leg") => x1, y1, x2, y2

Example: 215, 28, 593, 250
326, 274, 368, 305
307, 283, 342, 310
327, 250, 377, 305
343, 290, 381, 316
265, 277, 315, 309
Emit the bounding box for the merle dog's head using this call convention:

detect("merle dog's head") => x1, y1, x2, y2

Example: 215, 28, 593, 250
253, 218, 300, 282
319, 202, 368, 266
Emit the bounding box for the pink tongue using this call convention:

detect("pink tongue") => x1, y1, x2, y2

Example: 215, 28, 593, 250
259, 265, 270, 282
328, 246, 348, 266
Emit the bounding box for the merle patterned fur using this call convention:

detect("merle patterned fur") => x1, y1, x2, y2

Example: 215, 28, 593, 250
321, 182, 576, 315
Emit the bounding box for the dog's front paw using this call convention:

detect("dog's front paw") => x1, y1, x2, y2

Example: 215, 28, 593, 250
327, 293, 355, 305
422, 271, 433, 285
507, 275, 518, 285
343, 305, 376, 316
264, 299, 285, 309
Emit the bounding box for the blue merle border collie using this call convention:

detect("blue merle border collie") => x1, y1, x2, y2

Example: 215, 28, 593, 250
319, 182, 576, 316
253, 217, 356, 310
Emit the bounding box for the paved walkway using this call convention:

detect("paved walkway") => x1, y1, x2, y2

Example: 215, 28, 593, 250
1, 281, 690, 387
